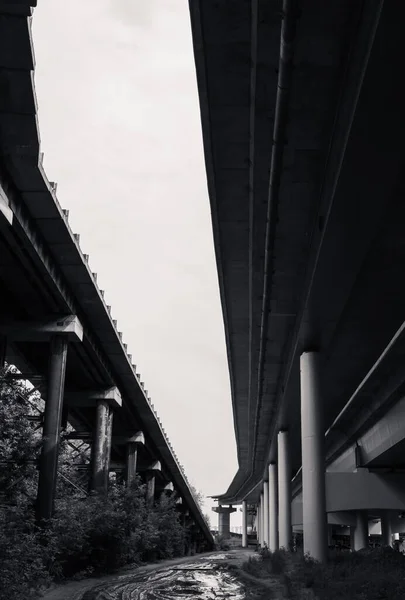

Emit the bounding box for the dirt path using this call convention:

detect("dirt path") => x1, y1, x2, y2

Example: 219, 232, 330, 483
41, 549, 255, 600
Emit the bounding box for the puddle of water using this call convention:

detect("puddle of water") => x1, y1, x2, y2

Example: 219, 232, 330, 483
83, 559, 246, 600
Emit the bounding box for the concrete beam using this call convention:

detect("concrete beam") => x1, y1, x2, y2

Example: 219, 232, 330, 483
326, 471, 405, 512
0, 315, 83, 343
112, 431, 145, 445
65, 431, 92, 440
145, 460, 161, 473
0, 182, 13, 226
109, 462, 125, 471
66, 387, 122, 409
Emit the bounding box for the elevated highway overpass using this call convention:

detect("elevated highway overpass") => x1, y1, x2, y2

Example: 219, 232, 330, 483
0, 0, 213, 551
189, 0, 405, 559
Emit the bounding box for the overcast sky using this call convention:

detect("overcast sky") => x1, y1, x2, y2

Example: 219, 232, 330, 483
32, 0, 241, 525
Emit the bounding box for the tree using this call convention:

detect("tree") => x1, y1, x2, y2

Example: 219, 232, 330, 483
189, 484, 211, 527
0, 368, 40, 502
0, 372, 192, 599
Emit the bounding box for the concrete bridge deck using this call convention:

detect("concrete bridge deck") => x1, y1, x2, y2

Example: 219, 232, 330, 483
189, 0, 405, 558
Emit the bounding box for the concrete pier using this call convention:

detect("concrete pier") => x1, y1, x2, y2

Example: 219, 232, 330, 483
269, 462, 278, 551
300, 351, 327, 562
381, 512, 392, 547
124, 432, 145, 485
105, 408, 113, 477
354, 511, 369, 550
36, 335, 68, 521
145, 460, 162, 507
146, 473, 156, 507
242, 500, 248, 547
91, 399, 110, 493
257, 500, 261, 544
260, 492, 264, 545
212, 505, 237, 537
126, 442, 138, 485
263, 480, 269, 547
278, 430, 292, 549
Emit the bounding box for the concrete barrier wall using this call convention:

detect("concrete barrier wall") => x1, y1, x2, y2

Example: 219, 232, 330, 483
327, 396, 405, 473
291, 471, 405, 526
326, 471, 405, 512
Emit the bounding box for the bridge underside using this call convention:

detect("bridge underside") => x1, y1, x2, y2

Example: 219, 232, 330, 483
189, 0, 405, 503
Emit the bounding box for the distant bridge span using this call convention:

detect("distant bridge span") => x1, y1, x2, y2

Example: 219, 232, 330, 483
0, 1, 212, 550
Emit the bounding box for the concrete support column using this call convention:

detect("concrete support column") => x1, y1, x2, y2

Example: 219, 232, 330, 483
300, 351, 327, 562
91, 399, 110, 492
146, 473, 156, 507
350, 526, 355, 551
278, 430, 292, 550
219, 511, 230, 537
327, 525, 333, 547
354, 511, 369, 551
105, 407, 113, 476
260, 493, 264, 545
37, 335, 68, 521
257, 501, 261, 544
242, 500, 248, 548
212, 505, 236, 537
269, 462, 278, 551
180, 509, 187, 555
381, 513, 392, 547
263, 480, 269, 547
125, 442, 138, 486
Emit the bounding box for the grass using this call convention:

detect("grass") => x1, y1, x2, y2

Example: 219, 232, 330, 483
240, 546, 405, 599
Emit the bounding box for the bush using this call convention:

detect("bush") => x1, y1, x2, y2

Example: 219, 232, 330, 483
242, 548, 288, 578
0, 502, 52, 600
0, 483, 188, 599
215, 534, 230, 550
243, 547, 405, 599
0, 371, 41, 501
288, 547, 405, 600
0, 375, 189, 598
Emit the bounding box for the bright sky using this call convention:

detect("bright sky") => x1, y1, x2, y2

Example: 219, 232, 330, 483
32, 0, 241, 526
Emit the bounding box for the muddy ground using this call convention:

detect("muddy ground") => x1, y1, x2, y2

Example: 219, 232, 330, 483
41, 549, 284, 600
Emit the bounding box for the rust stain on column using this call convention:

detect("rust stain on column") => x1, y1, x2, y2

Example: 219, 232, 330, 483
91, 399, 109, 493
